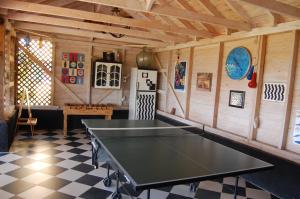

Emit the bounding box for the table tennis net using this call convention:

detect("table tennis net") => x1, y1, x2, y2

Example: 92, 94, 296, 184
89, 126, 197, 139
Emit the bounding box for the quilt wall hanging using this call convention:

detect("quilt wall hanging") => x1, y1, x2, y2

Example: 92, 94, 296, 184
174, 60, 187, 92
61, 52, 85, 84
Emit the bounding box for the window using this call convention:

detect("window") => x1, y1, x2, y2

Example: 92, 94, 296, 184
16, 37, 53, 106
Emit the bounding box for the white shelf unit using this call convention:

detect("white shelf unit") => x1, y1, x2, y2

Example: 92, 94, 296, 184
94, 62, 122, 89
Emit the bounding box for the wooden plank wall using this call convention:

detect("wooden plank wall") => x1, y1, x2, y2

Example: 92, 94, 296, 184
156, 30, 300, 163
53, 39, 140, 107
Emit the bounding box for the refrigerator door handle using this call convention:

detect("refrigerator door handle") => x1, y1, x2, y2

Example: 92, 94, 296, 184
136, 82, 139, 90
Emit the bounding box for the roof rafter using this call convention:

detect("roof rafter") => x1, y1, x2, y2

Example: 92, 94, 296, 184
14, 22, 166, 46
6, 12, 182, 43
240, 0, 300, 18
0, 0, 213, 38
75, 0, 251, 30
224, 0, 252, 22
175, 0, 217, 34
123, 10, 190, 43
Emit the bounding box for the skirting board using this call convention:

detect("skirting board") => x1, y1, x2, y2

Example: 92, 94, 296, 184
156, 110, 300, 165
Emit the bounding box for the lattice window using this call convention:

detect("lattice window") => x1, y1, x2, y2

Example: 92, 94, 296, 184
16, 38, 53, 106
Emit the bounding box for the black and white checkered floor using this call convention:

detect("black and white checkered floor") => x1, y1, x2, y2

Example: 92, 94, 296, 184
0, 129, 279, 199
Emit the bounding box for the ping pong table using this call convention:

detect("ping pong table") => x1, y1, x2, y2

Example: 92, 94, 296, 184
82, 119, 273, 199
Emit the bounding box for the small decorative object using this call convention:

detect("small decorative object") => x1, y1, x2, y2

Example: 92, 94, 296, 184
61, 52, 85, 85
24, 34, 30, 47
248, 71, 257, 88
103, 52, 115, 62
174, 60, 187, 92
136, 47, 153, 69
225, 47, 251, 80
247, 65, 254, 80
229, 90, 245, 108
293, 110, 300, 145
263, 83, 286, 102
170, 107, 176, 115
197, 73, 212, 91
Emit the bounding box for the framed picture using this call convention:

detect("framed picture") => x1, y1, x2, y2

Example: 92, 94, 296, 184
229, 90, 245, 108
197, 73, 212, 91
174, 61, 187, 92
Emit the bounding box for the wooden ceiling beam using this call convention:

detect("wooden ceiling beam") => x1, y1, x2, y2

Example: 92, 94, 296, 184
0, 0, 212, 38
14, 22, 166, 47
41, 0, 77, 7
196, 0, 236, 34
224, 0, 251, 22
197, 0, 224, 18
7, 12, 179, 43
175, 0, 217, 35
240, 0, 300, 18
75, 0, 251, 30
123, 10, 190, 43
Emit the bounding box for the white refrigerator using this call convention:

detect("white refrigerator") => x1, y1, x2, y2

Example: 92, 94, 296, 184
129, 68, 157, 120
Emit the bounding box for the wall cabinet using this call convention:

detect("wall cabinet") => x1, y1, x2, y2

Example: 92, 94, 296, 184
94, 62, 122, 89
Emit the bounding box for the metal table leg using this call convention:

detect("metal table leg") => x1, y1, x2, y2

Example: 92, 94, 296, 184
147, 189, 150, 199
189, 183, 198, 192
234, 176, 239, 199
103, 163, 112, 187
112, 170, 122, 199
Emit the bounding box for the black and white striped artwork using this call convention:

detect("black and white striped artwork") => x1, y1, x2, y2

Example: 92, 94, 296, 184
136, 92, 156, 120
263, 83, 286, 102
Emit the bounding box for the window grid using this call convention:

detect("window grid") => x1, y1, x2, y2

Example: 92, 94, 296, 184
16, 38, 53, 106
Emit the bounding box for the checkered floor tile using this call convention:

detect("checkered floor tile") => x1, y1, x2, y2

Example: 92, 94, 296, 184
0, 129, 279, 199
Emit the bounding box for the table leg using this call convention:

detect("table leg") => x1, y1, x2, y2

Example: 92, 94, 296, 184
234, 176, 239, 199
85, 128, 89, 138
63, 114, 67, 137
189, 183, 198, 192
103, 163, 112, 187
112, 170, 122, 199
147, 189, 151, 199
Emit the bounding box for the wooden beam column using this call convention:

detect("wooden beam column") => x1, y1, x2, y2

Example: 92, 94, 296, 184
249, 35, 267, 140
278, 30, 299, 149
164, 50, 172, 112
184, 47, 194, 119
212, 42, 224, 128
0, 24, 4, 120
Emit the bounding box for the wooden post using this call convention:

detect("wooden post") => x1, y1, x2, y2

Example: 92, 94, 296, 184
164, 50, 172, 112
278, 30, 299, 149
88, 45, 93, 104
0, 24, 5, 120
184, 47, 194, 119
51, 42, 56, 105
212, 42, 224, 128
249, 35, 267, 140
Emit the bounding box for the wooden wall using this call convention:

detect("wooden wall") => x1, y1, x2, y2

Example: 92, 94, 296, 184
156, 30, 300, 163
53, 39, 141, 107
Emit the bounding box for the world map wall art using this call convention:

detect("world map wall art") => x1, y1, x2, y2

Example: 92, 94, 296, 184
61, 52, 85, 85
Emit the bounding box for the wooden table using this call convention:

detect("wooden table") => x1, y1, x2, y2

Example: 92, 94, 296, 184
63, 104, 113, 136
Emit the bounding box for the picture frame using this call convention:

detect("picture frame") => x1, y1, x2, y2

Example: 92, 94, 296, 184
197, 73, 212, 91
229, 90, 245, 109
174, 60, 187, 92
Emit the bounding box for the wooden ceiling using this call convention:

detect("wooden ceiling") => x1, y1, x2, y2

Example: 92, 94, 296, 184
1, 0, 300, 47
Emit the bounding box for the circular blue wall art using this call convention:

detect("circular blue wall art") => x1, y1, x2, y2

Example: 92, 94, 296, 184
225, 47, 251, 80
